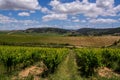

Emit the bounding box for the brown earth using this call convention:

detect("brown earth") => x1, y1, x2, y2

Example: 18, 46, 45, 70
98, 67, 120, 78
12, 62, 47, 80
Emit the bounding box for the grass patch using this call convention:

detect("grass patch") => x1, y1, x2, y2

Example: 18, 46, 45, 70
48, 50, 82, 80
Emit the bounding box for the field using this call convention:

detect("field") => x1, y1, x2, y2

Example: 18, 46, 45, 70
0, 46, 120, 80
0, 46, 69, 79
0, 33, 120, 80
0, 33, 120, 47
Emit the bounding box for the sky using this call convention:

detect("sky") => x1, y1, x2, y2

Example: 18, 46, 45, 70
0, 0, 120, 30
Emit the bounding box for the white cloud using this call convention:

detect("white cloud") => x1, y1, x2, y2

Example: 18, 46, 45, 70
49, 0, 60, 7
71, 16, 77, 19
41, 7, 52, 14
46, 0, 119, 19
81, 20, 86, 23
82, 0, 89, 4
42, 0, 120, 24
0, 0, 40, 10
18, 12, 30, 16
0, 14, 16, 24
0, 0, 120, 30
72, 19, 80, 22
52, 0, 95, 15
0, 14, 38, 25
42, 13, 67, 21
30, 11, 36, 13
48, 0, 116, 18
0, 14, 39, 30
90, 18, 118, 23
96, 0, 114, 9
114, 5, 120, 13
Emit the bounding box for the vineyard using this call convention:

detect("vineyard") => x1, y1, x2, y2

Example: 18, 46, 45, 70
75, 49, 120, 78
0, 46, 120, 80
0, 46, 69, 79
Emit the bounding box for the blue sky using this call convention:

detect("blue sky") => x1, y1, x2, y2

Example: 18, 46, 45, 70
0, 0, 120, 30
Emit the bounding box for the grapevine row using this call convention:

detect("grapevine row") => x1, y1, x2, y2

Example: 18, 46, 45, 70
0, 46, 69, 76
75, 48, 120, 77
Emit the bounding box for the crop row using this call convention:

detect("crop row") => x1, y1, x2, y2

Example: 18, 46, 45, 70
0, 46, 69, 76
1, 46, 120, 79
75, 48, 120, 77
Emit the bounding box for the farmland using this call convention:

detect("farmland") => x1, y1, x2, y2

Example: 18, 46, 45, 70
0, 46, 69, 80
0, 32, 120, 80
1, 0, 120, 79
0, 46, 120, 80
0, 33, 120, 47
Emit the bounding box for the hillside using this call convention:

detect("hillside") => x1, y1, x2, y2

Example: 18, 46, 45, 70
0, 27, 120, 48
23, 27, 120, 36
25, 27, 70, 34
76, 27, 120, 36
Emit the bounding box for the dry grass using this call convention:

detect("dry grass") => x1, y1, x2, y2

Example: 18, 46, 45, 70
98, 67, 120, 78
43, 36, 120, 47
0, 34, 120, 47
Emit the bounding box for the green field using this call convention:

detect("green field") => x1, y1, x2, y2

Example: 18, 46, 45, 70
0, 46, 120, 80
0, 33, 120, 47
0, 32, 120, 80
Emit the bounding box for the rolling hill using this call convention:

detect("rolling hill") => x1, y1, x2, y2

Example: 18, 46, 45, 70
0, 27, 120, 36
23, 27, 120, 36
25, 27, 70, 34
76, 27, 120, 36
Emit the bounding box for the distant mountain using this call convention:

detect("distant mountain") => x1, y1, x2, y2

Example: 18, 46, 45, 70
23, 27, 120, 36
25, 27, 70, 34
76, 27, 120, 36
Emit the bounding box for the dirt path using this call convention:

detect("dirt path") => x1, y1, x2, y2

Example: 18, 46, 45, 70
49, 50, 81, 80
12, 50, 81, 80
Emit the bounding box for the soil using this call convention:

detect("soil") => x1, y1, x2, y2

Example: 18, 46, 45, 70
98, 67, 120, 78
12, 62, 47, 80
